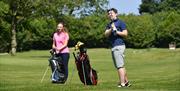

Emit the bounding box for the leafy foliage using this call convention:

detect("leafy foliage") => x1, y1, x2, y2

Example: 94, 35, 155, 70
139, 0, 160, 14
0, 0, 108, 53
0, 0, 180, 53
123, 14, 156, 48
154, 11, 180, 47
139, 0, 180, 14
0, 1, 11, 52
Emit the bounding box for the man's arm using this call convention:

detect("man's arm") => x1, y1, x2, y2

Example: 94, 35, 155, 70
105, 28, 112, 37
116, 29, 128, 38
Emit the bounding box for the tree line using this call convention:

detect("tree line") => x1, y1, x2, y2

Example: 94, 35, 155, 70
0, 0, 180, 55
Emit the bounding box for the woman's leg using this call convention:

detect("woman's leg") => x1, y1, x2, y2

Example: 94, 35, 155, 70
61, 53, 70, 81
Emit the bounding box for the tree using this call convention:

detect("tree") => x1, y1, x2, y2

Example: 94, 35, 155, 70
124, 14, 156, 48
1, 0, 39, 55
36, 0, 108, 18
154, 12, 180, 47
139, 0, 161, 14
139, 0, 180, 14
158, 0, 180, 12
0, 1, 11, 52
1, 0, 108, 55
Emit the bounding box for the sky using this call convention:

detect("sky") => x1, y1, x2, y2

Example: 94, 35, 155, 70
108, 0, 142, 15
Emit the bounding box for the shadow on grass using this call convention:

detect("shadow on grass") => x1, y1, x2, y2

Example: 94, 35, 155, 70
30, 56, 50, 58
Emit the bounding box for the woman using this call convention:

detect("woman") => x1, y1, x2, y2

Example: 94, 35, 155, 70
52, 22, 70, 82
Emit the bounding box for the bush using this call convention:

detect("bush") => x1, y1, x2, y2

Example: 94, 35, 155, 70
123, 14, 156, 48
154, 11, 180, 47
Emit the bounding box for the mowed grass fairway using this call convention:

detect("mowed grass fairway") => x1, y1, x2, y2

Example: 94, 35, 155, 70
0, 48, 180, 91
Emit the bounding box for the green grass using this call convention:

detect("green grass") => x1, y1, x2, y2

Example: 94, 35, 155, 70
0, 48, 180, 91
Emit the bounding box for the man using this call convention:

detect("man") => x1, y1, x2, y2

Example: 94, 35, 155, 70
105, 8, 131, 87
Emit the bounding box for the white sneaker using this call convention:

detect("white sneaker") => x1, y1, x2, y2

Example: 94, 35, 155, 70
117, 83, 125, 88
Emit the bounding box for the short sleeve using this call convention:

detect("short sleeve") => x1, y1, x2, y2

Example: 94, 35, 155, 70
64, 33, 69, 41
120, 21, 126, 30
53, 32, 56, 41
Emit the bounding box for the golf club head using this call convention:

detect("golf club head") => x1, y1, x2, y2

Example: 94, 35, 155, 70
50, 49, 56, 55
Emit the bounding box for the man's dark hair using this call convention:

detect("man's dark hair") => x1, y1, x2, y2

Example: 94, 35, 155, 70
107, 8, 118, 14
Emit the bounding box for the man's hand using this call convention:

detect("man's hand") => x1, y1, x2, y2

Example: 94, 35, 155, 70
111, 23, 117, 31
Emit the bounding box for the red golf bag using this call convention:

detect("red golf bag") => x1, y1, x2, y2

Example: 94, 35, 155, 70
73, 42, 98, 85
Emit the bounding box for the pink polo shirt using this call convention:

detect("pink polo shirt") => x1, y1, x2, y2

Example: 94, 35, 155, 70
53, 32, 69, 53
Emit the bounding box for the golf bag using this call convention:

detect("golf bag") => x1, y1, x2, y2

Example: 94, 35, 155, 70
48, 49, 66, 83
73, 42, 98, 85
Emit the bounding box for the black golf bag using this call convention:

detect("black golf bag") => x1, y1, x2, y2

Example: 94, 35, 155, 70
48, 49, 66, 83
73, 42, 98, 85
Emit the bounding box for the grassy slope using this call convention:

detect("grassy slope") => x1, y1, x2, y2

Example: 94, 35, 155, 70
0, 48, 180, 91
